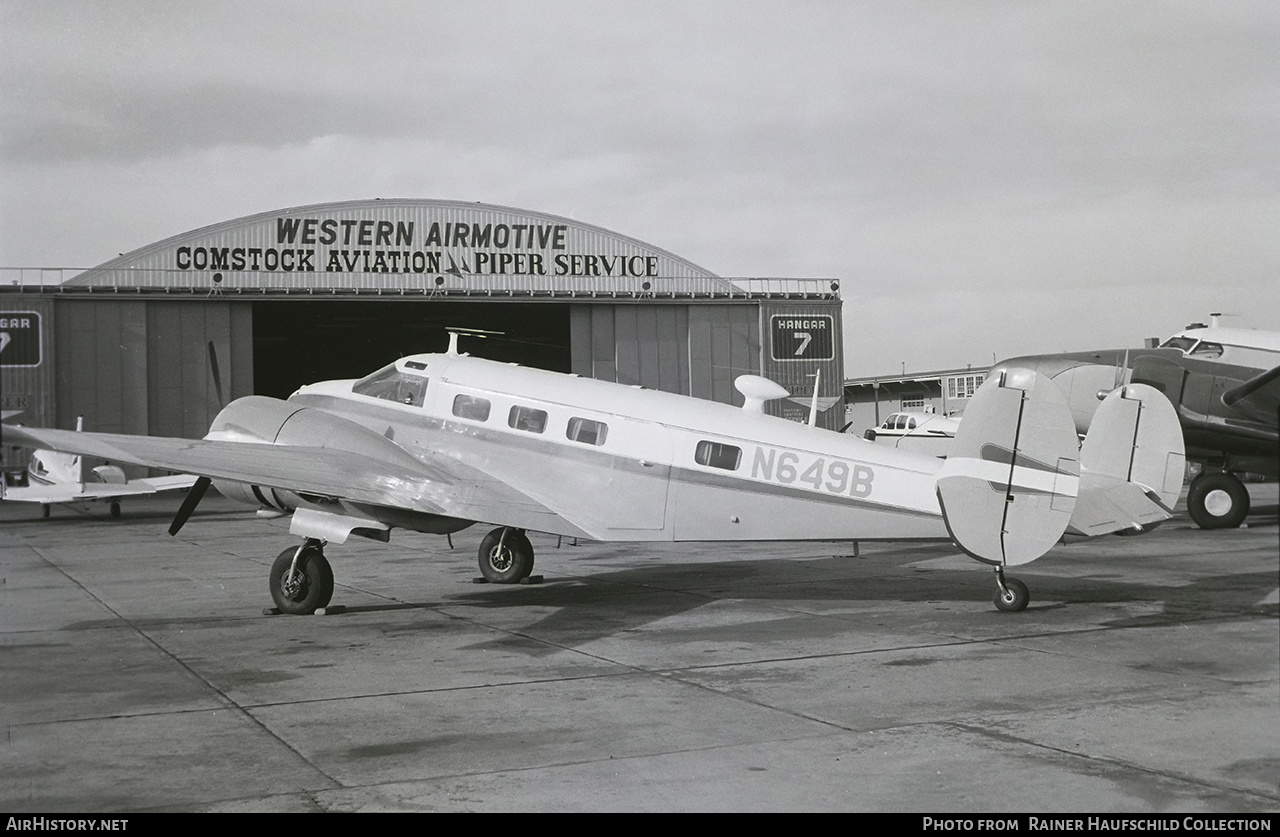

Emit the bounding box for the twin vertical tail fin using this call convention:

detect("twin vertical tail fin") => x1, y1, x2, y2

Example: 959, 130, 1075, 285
936, 369, 1081, 567
935, 370, 1186, 566
1068, 384, 1185, 536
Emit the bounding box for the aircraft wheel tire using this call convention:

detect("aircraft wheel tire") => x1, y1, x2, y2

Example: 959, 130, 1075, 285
269, 544, 335, 615
1187, 472, 1250, 529
994, 577, 1030, 613
479, 529, 534, 583
110, 501, 121, 519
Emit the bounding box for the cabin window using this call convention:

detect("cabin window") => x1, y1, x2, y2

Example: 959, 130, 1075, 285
452, 394, 491, 422
352, 365, 427, 407
695, 441, 741, 471
566, 417, 608, 446
508, 405, 548, 434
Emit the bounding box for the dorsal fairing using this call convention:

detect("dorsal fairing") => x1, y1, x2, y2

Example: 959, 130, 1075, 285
735, 375, 789, 414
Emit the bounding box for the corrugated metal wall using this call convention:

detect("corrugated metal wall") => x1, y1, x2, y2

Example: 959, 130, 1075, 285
571, 303, 761, 405
52, 299, 252, 452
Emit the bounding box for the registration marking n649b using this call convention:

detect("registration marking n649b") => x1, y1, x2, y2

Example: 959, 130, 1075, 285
750, 446, 874, 498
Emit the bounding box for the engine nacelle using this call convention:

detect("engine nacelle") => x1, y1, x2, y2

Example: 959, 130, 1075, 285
90, 465, 127, 485
204, 396, 457, 535
213, 479, 306, 513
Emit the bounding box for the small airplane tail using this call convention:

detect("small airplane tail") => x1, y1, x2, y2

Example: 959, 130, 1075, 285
937, 368, 1081, 567
1068, 384, 1185, 536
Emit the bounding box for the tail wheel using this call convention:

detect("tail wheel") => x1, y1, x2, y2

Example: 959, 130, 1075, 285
478, 528, 534, 583
269, 543, 334, 614
1187, 472, 1249, 529
994, 577, 1030, 612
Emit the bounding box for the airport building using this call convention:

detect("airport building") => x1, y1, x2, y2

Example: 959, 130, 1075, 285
842, 367, 987, 436
1, 199, 844, 468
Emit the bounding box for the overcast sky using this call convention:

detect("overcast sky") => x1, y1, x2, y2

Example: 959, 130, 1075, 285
2, 1, 1276, 376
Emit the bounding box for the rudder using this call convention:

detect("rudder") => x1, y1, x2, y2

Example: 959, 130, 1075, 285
936, 368, 1080, 566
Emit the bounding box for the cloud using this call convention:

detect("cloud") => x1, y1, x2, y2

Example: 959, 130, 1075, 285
1, 1, 1276, 375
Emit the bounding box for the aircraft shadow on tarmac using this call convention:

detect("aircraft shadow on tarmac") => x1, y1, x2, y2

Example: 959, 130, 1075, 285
364, 527, 1279, 658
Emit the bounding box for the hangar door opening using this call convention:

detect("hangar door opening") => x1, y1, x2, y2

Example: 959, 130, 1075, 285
252, 301, 571, 399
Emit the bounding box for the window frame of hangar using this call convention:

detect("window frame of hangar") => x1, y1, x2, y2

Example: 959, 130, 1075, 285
566, 417, 608, 447
900, 398, 925, 411
352, 364, 428, 407
946, 374, 985, 400
452, 393, 492, 422
508, 405, 549, 434
695, 440, 742, 471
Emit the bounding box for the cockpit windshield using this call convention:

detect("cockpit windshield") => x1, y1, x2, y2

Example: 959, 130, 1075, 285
352, 364, 428, 406
1159, 336, 1224, 358
1159, 336, 1198, 353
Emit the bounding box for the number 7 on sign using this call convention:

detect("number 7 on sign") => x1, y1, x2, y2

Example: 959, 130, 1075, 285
792, 332, 811, 357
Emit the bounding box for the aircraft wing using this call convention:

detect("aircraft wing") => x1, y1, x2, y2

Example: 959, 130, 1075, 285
1222, 365, 1280, 426
1, 425, 581, 534
1, 476, 196, 505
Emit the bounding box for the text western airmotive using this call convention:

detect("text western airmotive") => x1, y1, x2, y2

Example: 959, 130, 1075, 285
171, 217, 661, 277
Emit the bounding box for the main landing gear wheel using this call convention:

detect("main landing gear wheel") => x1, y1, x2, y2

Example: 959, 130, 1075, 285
269, 541, 334, 615
109, 501, 121, 519
1187, 471, 1250, 530
478, 527, 534, 583
993, 575, 1030, 613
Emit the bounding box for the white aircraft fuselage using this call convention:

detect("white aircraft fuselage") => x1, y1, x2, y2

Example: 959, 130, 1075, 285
278, 352, 951, 545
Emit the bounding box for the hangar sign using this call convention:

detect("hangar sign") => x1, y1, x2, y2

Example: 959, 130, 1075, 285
770, 315, 833, 362
0, 311, 41, 367
170, 216, 661, 278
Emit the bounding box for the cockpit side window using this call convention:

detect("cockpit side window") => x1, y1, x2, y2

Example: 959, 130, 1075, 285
352, 365, 428, 406
1188, 341, 1223, 358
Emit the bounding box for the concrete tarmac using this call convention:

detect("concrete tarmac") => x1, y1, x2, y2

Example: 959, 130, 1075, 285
1, 487, 1277, 813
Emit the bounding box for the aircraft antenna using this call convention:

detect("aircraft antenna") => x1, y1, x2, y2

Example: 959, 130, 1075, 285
808, 369, 821, 427
445, 327, 503, 356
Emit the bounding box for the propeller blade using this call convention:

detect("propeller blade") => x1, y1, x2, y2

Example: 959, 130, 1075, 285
169, 476, 211, 536
207, 341, 225, 409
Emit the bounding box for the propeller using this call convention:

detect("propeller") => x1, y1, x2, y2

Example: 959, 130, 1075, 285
169, 344, 228, 535
169, 476, 211, 536
207, 341, 225, 410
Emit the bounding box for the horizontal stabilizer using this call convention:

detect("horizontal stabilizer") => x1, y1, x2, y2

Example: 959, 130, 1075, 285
937, 368, 1080, 566
1069, 384, 1185, 536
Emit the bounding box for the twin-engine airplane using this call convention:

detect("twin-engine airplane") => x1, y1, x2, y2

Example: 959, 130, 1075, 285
4, 335, 1185, 615
1, 418, 197, 518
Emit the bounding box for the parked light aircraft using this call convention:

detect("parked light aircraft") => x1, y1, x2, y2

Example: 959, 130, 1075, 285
862, 410, 960, 455
1, 419, 197, 518
4, 334, 1185, 615
994, 322, 1279, 530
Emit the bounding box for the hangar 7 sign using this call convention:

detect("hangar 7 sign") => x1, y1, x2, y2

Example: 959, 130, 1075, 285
770, 314, 834, 362
0, 312, 41, 367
